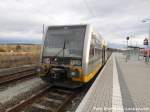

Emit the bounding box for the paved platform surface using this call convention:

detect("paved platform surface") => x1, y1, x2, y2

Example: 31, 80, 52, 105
76, 53, 150, 112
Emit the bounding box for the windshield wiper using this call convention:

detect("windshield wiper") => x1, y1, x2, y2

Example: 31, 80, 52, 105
53, 40, 66, 64
62, 40, 66, 58
62, 40, 66, 64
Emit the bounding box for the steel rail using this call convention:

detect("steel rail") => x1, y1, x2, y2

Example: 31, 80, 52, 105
0, 68, 36, 85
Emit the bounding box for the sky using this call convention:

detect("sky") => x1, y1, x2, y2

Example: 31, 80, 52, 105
0, 0, 150, 48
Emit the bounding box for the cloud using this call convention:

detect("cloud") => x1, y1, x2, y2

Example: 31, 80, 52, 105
0, 0, 150, 47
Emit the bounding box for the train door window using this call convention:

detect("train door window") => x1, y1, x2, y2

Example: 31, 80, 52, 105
89, 35, 95, 58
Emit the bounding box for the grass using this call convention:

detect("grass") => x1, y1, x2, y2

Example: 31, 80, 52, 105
0, 44, 41, 69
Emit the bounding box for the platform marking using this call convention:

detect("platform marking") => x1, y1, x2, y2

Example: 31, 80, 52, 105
112, 55, 124, 112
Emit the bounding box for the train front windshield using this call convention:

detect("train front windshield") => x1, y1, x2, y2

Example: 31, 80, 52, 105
43, 25, 86, 58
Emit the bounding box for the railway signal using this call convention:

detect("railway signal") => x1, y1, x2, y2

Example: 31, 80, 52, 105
142, 19, 150, 45
143, 38, 148, 46
143, 38, 149, 62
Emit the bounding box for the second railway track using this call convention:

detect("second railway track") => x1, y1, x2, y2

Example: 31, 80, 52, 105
0, 67, 36, 85
5, 86, 77, 112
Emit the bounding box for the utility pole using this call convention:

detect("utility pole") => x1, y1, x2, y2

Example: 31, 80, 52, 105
43, 24, 45, 35
40, 24, 45, 64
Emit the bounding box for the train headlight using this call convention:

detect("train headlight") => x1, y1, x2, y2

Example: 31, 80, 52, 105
36, 66, 44, 76
69, 70, 80, 78
36, 68, 41, 72
36, 64, 49, 76
70, 71, 76, 77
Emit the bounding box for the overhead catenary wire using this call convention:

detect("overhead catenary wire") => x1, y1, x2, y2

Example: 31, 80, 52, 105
83, 0, 96, 18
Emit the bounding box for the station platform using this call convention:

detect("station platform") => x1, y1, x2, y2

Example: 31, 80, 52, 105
76, 53, 150, 112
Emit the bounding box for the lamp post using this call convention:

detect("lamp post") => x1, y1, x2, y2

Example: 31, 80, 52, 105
142, 19, 150, 46
126, 36, 130, 62
126, 36, 129, 48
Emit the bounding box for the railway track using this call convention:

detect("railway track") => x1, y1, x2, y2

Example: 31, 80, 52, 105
0, 67, 36, 85
5, 86, 77, 112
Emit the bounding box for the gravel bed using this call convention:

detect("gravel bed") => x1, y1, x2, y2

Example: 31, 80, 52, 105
63, 79, 95, 112
0, 76, 36, 92
64, 91, 86, 112
63, 85, 92, 112
0, 77, 48, 111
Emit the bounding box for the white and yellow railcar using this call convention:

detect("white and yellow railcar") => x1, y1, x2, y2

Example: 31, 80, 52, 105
37, 24, 107, 88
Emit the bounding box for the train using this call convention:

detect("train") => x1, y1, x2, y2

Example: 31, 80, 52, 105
37, 24, 110, 88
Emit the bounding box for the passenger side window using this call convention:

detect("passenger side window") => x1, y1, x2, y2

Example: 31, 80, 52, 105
89, 33, 102, 60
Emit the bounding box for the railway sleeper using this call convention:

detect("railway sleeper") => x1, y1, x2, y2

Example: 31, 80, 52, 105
32, 103, 55, 112
47, 92, 67, 98
42, 97, 63, 104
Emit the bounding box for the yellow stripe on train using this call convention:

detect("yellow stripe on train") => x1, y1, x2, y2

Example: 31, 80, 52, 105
73, 64, 101, 82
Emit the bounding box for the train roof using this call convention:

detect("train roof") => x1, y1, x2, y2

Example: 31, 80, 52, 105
47, 24, 88, 29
